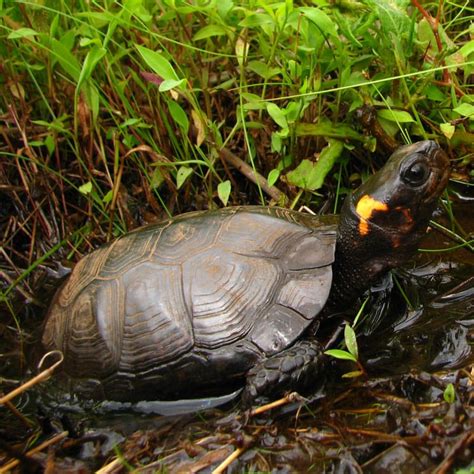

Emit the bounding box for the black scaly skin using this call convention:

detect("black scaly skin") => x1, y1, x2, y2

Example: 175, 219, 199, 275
328, 141, 449, 310
242, 340, 325, 405
243, 141, 450, 403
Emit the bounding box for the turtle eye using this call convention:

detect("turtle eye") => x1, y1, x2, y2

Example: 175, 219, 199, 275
402, 162, 430, 186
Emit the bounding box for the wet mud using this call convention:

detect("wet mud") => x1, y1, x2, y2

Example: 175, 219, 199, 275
0, 205, 473, 473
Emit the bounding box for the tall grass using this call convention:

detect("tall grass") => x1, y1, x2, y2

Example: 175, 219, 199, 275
0, 0, 472, 322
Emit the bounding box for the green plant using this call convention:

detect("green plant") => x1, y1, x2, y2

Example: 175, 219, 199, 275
325, 323, 366, 379
443, 382, 456, 404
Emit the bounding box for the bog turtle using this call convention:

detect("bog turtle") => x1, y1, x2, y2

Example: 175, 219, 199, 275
42, 141, 450, 402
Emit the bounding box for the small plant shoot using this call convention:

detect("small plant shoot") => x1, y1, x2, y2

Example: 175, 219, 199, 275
443, 383, 456, 404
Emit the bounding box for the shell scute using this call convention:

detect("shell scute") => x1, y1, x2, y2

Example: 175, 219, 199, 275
64, 281, 120, 378
99, 229, 158, 277
152, 217, 224, 263
118, 262, 193, 372
57, 245, 110, 306
250, 304, 309, 354
282, 230, 336, 270
276, 266, 333, 319
217, 211, 312, 257
183, 247, 280, 348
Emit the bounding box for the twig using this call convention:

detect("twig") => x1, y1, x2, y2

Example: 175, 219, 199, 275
219, 148, 288, 204
433, 432, 474, 474
96, 458, 124, 474
2, 398, 34, 427
249, 391, 300, 416
211, 447, 245, 474
201, 392, 302, 473
0, 351, 63, 405
0, 431, 68, 473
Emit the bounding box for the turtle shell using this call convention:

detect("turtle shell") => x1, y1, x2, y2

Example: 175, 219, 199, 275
42, 207, 337, 401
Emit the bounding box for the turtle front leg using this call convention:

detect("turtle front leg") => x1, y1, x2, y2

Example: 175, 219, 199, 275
242, 339, 327, 405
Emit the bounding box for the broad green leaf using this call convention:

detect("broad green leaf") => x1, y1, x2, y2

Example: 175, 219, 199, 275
286, 140, 343, 191
103, 190, 113, 204
417, 17, 438, 52
239, 13, 274, 28
271, 133, 282, 152
241, 92, 263, 102
242, 92, 266, 111
79, 37, 102, 47
377, 117, 399, 138
459, 40, 474, 58
373, 0, 411, 39
50, 14, 59, 37
77, 45, 107, 92
84, 81, 100, 123
174, 5, 199, 14
443, 383, 456, 404
344, 324, 358, 360
120, 118, 144, 128
342, 370, 364, 378
45, 135, 55, 155
79, 181, 93, 195
218, 180, 231, 206
193, 25, 228, 41
424, 84, 445, 102
123, 0, 152, 22
295, 121, 366, 142
8, 28, 39, 39
440, 122, 455, 139
285, 101, 304, 123
287, 160, 316, 190
51, 38, 81, 81
77, 11, 115, 27
298, 7, 338, 37
267, 169, 280, 187
267, 103, 288, 129
311, 139, 344, 189
137, 45, 179, 81
176, 166, 193, 189
150, 167, 165, 189
168, 101, 189, 134
247, 60, 281, 79
377, 109, 414, 123
217, 0, 234, 19
453, 103, 474, 118
159, 78, 186, 92
324, 349, 357, 362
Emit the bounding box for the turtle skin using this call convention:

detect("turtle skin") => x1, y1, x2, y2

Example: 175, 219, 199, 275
42, 207, 337, 401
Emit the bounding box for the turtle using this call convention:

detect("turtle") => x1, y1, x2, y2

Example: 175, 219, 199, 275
41, 140, 450, 403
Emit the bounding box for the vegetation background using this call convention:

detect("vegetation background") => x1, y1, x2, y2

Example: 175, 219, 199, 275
0, 0, 473, 471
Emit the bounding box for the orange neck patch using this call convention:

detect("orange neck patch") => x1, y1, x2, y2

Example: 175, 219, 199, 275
355, 194, 389, 236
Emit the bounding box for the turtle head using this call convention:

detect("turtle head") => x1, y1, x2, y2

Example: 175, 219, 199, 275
329, 140, 450, 309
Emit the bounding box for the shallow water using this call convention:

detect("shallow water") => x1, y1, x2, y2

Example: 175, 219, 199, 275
1, 204, 473, 472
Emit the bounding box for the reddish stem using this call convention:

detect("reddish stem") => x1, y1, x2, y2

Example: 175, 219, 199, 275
411, 0, 450, 84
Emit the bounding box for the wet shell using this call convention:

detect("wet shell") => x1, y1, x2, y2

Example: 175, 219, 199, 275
42, 207, 337, 401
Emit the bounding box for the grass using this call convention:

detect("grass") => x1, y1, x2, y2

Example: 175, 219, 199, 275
0, 0, 472, 372
0, 0, 472, 343
0, 0, 473, 468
